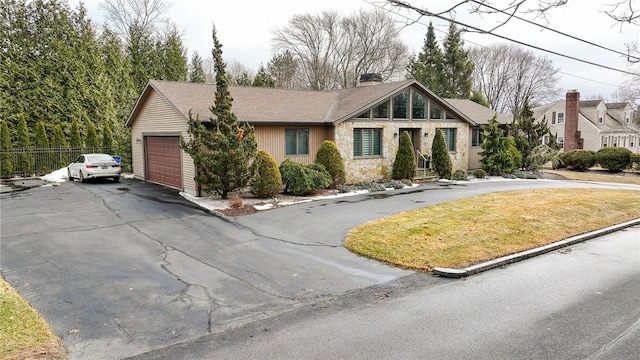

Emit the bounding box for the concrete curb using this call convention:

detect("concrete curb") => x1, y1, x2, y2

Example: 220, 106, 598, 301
432, 218, 640, 278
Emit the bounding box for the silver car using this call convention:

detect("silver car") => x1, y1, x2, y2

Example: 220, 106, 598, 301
68, 154, 121, 183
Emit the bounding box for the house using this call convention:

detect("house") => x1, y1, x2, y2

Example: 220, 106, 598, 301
125, 76, 505, 196
532, 90, 639, 153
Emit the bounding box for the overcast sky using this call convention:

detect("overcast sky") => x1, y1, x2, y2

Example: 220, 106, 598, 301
70, 0, 639, 101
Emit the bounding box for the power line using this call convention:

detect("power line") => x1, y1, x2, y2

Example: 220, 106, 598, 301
380, 0, 639, 77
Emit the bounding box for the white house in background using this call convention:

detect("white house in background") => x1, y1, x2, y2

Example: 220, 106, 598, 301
532, 90, 639, 153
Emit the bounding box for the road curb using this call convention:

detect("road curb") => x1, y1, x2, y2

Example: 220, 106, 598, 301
432, 218, 640, 278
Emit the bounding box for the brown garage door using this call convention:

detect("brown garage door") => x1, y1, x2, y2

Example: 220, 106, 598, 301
145, 136, 182, 189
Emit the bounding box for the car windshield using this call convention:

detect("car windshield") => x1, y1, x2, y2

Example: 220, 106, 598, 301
87, 155, 115, 163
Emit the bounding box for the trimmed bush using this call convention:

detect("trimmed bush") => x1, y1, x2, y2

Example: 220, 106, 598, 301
392, 131, 416, 180
432, 129, 452, 179
251, 150, 283, 198
594, 147, 632, 171
279, 159, 331, 196
558, 149, 596, 170
315, 140, 346, 188
473, 169, 486, 178
630, 153, 640, 170
452, 170, 468, 181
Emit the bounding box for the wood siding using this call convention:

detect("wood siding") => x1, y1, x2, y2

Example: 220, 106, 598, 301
254, 125, 333, 166
130, 91, 197, 195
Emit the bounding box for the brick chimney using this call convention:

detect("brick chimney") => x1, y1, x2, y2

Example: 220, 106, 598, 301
564, 90, 580, 151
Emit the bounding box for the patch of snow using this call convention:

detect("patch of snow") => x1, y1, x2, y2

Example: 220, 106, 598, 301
40, 167, 68, 183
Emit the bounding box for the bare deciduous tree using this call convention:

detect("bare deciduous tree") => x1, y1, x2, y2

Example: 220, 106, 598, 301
271, 8, 408, 90
101, 0, 170, 40
469, 43, 560, 116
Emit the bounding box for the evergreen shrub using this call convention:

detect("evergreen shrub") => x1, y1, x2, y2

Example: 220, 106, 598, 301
251, 150, 283, 198
432, 129, 452, 179
473, 169, 486, 178
315, 140, 346, 188
594, 147, 632, 171
279, 159, 331, 196
558, 150, 596, 170
452, 170, 468, 181
392, 131, 416, 180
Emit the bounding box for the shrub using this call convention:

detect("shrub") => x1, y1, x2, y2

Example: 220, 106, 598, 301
432, 129, 452, 179
392, 131, 416, 180
630, 153, 640, 170
385, 180, 406, 189
558, 149, 596, 170
279, 159, 331, 196
228, 194, 243, 209
594, 147, 632, 171
473, 169, 486, 178
509, 144, 522, 170
452, 170, 468, 181
314, 140, 346, 188
0, 120, 12, 178
251, 150, 283, 198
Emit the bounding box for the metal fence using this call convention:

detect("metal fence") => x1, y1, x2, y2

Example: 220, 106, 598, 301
0, 147, 116, 178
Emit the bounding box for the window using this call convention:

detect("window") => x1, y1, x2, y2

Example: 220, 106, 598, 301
285, 129, 309, 155
551, 112, 556, 125
542, 134, 550, 145
612, 136, 618, 147
557, 112, 565, 124
392, 90, 409, 119
601, 136, 608, 148
430, 102, 443, 120
471, 128, 483, 147
353, 128, 382, 156
557, 136, 564, 148
439, 128, 457, 152
598, 110, 605, 124
373, 101, 389, 119
412, 91, 427, 119
630, 136, 635, 147
625, 111, 632, 124
356, 110, 370, 119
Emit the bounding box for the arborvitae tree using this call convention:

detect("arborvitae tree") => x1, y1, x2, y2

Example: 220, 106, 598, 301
470, 90, 489, 107
34, 121, 49, 148
127, 24, 158, 93
180, 25, 258, 199
16, 113, 32, 174
188, 51, 206, 83
251, 150, 283, 197
480, 115, 516, 175
160, 25, 188, 81
52, 124, 68, 168
431, 129, 452, 179
102, 122, 114, 152
314, 140, 346, 187
1, 120, 13, 178
407, 22, 444, 95
70, 118, 83, 148
510, 101, 552, 170
253, 65, 275, 87
85, 122, 99, 149
392, 131, 416, 180
441, 23, 473, 99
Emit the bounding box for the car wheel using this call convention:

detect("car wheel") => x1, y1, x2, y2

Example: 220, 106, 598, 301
67, 167, 73, 181
114, 175, 120, 183
79, 171, 85, 183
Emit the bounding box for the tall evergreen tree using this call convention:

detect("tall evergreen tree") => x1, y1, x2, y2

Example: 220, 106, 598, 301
253, 65, 275, 87
16, 113, 32, 173
180, 25, 258, 199
1, 120, 13, 178
70, 118, 83, 148
102, 122, 114, 152
407, 22, 444, 95
432, 129, 452, 179
441, 23, 473, 99
392, 131, 416, 180
480, 115, 516, 175
52, 123, 68, 168
267, 51, 299, 89
510, 101, 553, 170
160, 25, 187, 81
85, 122, 99, 149
34, 120, 49, 148
188, 51, 206, 83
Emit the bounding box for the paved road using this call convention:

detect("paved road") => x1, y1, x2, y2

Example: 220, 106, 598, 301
1, 178, 638, 359
132, 226, 640, 360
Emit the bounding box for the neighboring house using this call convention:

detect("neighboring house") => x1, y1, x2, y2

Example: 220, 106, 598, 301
532, 90, 640, 153
125, 76, 503, 196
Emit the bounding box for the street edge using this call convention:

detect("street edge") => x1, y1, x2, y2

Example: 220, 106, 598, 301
432, 218, 640, 278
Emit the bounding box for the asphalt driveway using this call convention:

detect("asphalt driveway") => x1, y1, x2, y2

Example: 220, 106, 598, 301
2, 177, 639, 359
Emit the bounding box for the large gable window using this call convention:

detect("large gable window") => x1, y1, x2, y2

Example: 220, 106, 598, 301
285, 129, 309, 155
430, 101, 443, 120
392, 90, 409, 119
412, 91, 427, 119
373, 101, 389, 119
439, 128, 457, 152
353, 128, 382, 157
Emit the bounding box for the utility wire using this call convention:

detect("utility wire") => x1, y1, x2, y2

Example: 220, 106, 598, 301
469, 0, 640, 62
382, 0, 639, 76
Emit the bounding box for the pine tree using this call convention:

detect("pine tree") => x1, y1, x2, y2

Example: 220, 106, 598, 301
432, 129, 452, 179
85, 122, 99, 149
1, 120, 13, 178
188, 51, 206, 83
267, 51, 299, 89
470, 90, 489, 107
34, 121, 49, 148
251, 150, 283, 197
441, 23, 473, 99
16, 113, 32, 174
392, 131, 416, 180
160, 25, 188, 81
480, 115, 516, 175
253, 65, 275, 87
102, 122, 114, 153
314, 140, 346, 187
407, 22, 444, 95
180, 25, 258, 199
70, 118, 83, 148
510, 101, 553, 170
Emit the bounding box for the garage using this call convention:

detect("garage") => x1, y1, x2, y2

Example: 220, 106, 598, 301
145, 136, 182, 189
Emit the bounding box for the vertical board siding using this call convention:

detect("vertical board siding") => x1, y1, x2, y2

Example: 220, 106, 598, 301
255, 125, 332, 166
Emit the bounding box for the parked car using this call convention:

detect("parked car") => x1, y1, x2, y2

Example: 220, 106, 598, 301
68, 154, 121, 183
